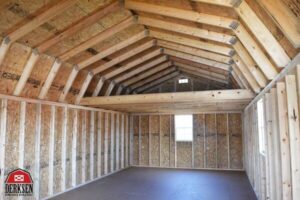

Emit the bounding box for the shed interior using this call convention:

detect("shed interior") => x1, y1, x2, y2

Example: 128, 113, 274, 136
0, 0, 299, 199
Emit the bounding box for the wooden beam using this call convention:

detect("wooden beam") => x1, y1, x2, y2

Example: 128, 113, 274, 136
71, 109, 78, 187
138, 16, 234, 44
13, 49, 40, 96
0, 99, 7, 200
38, 59, 62, 99
123, 61, 173, 86
61, 107, 68, 190
131, 67, 177, 90
0, 37, 11, 66
75, 72, 94, 104
232, 55, 261, 93
285, 75, 300, 198
232, 24, 278, 80
258, 0, 300, 48
233, 41, 267, 88
81, 89, 254, 106
157, 40, 232, 64
179, 68, 228, 84
231, 71, 245, 89
92, 40, 156, 75
92, 77, 105, 97
150, 30, 234, 56
77, 30, 148, 70
125, 0, 236, 29
191, 0, 236, 7
59, 66, 79, 102
7, 0, 76, 42
90, 111, 95, 179
114, 55, 168, 83
104, 112, 109, 174
105, 81, 116, 96
235, 1, 291, 67
104, 48, 162, 79
116, 86, 124, 96
59, 16, 136, 61
97, 111, 102, 177
136, 71, 180, 93
36, 1, 121, 53
48, 105, 56, 196
164, 48, 230, 71
110, 113, 115, 172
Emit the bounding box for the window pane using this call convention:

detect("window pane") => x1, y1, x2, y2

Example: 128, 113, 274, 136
175, 115, 193, 142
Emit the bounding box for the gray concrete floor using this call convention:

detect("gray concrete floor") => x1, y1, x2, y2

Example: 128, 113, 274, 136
50, 167, 257, 200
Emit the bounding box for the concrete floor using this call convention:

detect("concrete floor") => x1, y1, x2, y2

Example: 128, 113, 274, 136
50, 167, 257, 200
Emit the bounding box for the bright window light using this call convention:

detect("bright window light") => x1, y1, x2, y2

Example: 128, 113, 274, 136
175, 115, 193, 142
178, 78, 188, 84
257, 99, 266, 156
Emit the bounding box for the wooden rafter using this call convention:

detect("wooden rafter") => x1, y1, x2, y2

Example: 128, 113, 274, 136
105, 81, 116, 96
36, 1, 121, 53
92, 77, 106, 97
191, 0, 237, 7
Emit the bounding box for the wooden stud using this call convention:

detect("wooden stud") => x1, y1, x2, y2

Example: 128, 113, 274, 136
59, 66, 79, 102
235, 1, 291, 67
130, 115, 134, 165
90, 111, 95, 179
125, 114, 129, 167
48, 106, 56, 196
0, 99, 7, 200
285, 75, 300, 198
34, 103, 41, 199
93, 77, 105, 97
61, 106, 68, 190
18, 102, 26, 168
38, 59, 62, 99
13, 49, 40, 96
71, 110, 78, 187
110, 113, 115, 172
75, 72, 94, 105
104, 113, 109, 174
121, 114, 125, 169
138, 115, 141, 165
81, 110, 87, 182
59, 17, 136, 61
97, 112, 102, 177
78, 30, 148, 70
116, 113, 120, 170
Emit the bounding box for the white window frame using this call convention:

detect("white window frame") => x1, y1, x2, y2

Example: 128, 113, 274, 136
175, 115, 193, 142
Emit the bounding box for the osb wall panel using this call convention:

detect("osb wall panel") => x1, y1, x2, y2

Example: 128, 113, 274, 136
140, 115, 149, 166
149, 115, 160, 166
160, 115, 170, 167
193, 114, 205, 168
205, 114, 217, 169
132, 115, 139, 165
0, 97, 128, 200
132, 113, 243, 170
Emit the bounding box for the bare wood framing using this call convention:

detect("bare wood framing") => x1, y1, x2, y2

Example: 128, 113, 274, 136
81, 110, 87, 182
75, 72, 94, 105
61, 106, 68, 190
34, 103, 41, 199
48, 105, 56, 196
0, 37, 11, 66
105, 81, 116, 96
90, 111, 95, 179
59, 66, 79, 102
97, 111, 102, 177
191, 0, 236, 7
0, 99, 7, 199
116, 113, 120, 170
104, 113, 109, 174
121, 114, 125, 168
72, 109, 78, 187
110, 113, 115, 172
18, 102, 26, 168
93, 77, 106, 97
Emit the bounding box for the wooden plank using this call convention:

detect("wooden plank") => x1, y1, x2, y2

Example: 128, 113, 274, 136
59, 66, 79, 102
48, 106, 56, 196
59, 17, 136, 61
233, 41, 267, 88
132, 116, 140, 165
285, 75, 300, 199
0, 99, 7, 199
233, 24, 278, 80
81, 89, 255, 106
139, 16, 234, 44
231, 71, 245, 89
37, 1, 121, 53
71, 110, 78, 187
165, 48, 230, 71
7, 0, 75, 42
97, 112, 102, 177
104, 113, 109, 174
231, 64, 251, 90
105, 81, 116, 96
81, 111, 87, 182
125, 114, 129, 167
121, 114, 125, 168
90, 111, 95, 179
123, 61, 173, 87
276, 82, 292, 200
125, 0, 235, 29
34, 103, 41, 199
151, 30, 234, 56
115, 113, 120, 170
61, 107, 68, 190
0, 37, 11, 66
158, 40, 232, 64
18, 102, 26, 168
191, 0, 235, 7
75, 72, 93, 104
38, 59, 62, 99
114, 56, 168, 83
110, 113, 115, 172
258, 0, 300, 48
13, 49, 40, 96
78, 30, 147, 70
235, 1, 291, 67
92, 77, 105, 97
116, 86, 124, 96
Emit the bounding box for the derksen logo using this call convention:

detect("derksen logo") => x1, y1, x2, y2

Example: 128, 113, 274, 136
5, 169, 33, 196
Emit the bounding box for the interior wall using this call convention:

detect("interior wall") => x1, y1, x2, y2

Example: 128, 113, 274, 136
0, 95, 130, 199
243, 66, 300, 200
130, 113, 243, 170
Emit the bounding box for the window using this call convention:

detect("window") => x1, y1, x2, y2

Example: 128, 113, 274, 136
257, 99, 266, 155
178, 78, 188, 84
175, 115, 193, 142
